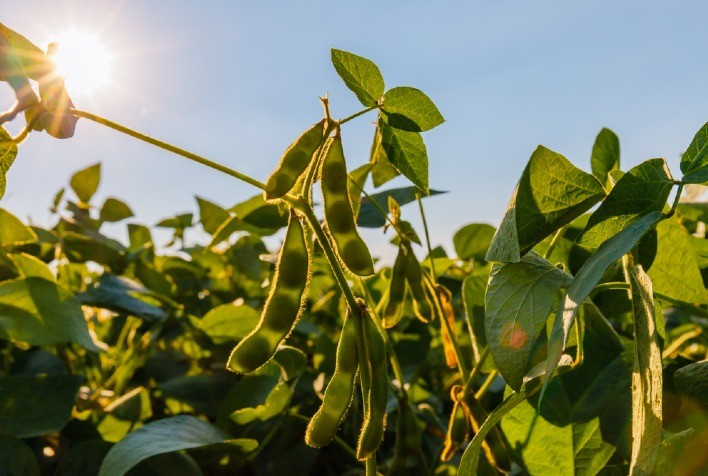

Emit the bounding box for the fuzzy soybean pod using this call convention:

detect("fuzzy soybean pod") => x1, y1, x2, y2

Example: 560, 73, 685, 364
402, 242, 433, 322
264, 120, 325, 201
356, 307, 389, 461
305, 311, 359, 448
383, 245, 407, 328
320, 130, 375, 277
227, 211, 310, 373
442, 385, 471, 461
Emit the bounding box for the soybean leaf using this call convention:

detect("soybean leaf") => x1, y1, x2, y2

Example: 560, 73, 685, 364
357, 186, 445, 228
578, 159, 674, 248
330, 49, 384, 107
0, 208, 36, 245
381, 87, 444, 132
590, 128, 620, 187
156, 213, 193, 229
647, 215, 706, 304
680, 122, 708, 183
544, 211, 663, 394
487, 146, 605, 262
196, 196, 230, 235
158, 373, 235, 417
674, 360, 708, 407
463, 274, 496, 373
98, 415, 257, 476
369, 124, 400, 187
379, 120, 429, 193
227, 193, 288, 236
0, 434, 39, 476
70, 162, 101, 203
454, 223, 496, 261
56, 440, 113, 476
0, 22, 47, 79
0, 374, 83, 437
230, 381, 293, 425
8, 252, 55, 281
77, 274, 167, 321
199, 303, 260, 345
629, 265, 663, 475
0, 127, 17, 200
349, 163, 372, 219
486, 252, 572, 391
0, 277, 100, 350
99, 197, 133, 223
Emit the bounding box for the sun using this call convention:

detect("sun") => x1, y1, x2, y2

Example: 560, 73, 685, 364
50, 30, 113, 96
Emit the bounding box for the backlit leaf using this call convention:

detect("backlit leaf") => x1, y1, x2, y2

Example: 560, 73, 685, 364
382, 87, 444, 132
331, 49, 384, 107
379, 120, 429, 193
454, 223, 496, 261
590, 128, 620, 188
70, 162, 101, 204
680, 122, 708, 183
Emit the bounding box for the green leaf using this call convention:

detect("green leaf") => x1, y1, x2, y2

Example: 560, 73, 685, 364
486, 146, 606, 262
544, 211, 663, 393
486, 252, 572, 391
156, 213, 193, 229
99, 197, 133, 223
647, 215, 706, 304
330, 49, 384, 107
369, 124, 400, 187
590, 128, 620, 187
680, 122, 708, 183
379, 120, 429, 193
78, 274, 167, 321
70, 163, 101, 203
230, 381, 293, 425
8, 252, 55, 281
673, 360, 708, 407
0, 127, 18, 201
453, 223, 496, 261
0, 22, 47, 79
357, 186, 445, 228
0, 277, 100, 350
0, 208, 36, 245
56, 440, 113, 476
0, 374, 83, 437
0, 434, 39, 476
199, 303, 260, 345
381, 87, 444, 132
348, 163, 372, 219
196, 196, 230, 235
98, 416, 257, 476
628, 265, 663, 475
578, 159, 674, 248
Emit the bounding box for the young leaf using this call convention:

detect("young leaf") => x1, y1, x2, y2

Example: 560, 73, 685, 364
486, 252, 572, 391
486, 146, 606, 262
629, 265, 663, 476
578, 159, 673, 249
544, 211, 663, 394
453, 223, 496, 261
330, 49, 384, 107
680, 122, 708, 184
381, 87, 445, 132
70, 162, 101, 203
99, 197, 134, 223
379, 120, 429, 193
590, 128, 620, 187
98, 416, 258, 476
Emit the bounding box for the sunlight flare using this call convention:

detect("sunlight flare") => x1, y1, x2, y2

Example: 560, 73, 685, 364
50, 30, 112, 95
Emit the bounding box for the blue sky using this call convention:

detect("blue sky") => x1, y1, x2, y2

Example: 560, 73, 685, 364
3, 1, 707, 258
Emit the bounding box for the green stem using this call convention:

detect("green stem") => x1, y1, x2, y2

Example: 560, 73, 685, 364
11, 111, 42, 144
338, 105, 378, 126
68, 109, 266, 191
462, 346, 490, 397
365, 456, 377, 476
347, 176, 406, 239
592, 281, 708, 318
474, 369, 498, 400
543, 224, 568, 260
665, 182, 685, 218
416, 192, 437, 282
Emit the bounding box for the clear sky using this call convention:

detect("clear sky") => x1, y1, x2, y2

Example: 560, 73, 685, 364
3, 1, 707, 259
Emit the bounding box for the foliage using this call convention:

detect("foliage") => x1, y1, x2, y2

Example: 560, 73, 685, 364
0, 22, 707, 476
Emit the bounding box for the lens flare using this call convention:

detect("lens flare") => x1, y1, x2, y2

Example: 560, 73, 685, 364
51, 30, 112, 95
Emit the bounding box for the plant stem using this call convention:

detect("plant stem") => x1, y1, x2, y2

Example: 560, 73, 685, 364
416, 192, 437, 282
11, 112, 42, 144
365, 456, 377, 476
289, 413, 359, 463
338, 105, 378, 126
665, 182, 685, 218
68, 109, 266, 191
474, 369, 498, 400
543, 224, 568, 260
592, 281, 708, 318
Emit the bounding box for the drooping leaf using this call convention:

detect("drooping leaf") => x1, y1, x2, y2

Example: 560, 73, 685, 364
578, 159, 674, 248
69, 163, 101, 203
454, 223, 496, 261
0, 208, 36, 245
680, 122, 708, 184
0, 277, 100, 350
486, 146, 606, 262
357, 186, 444, 228
381, 87, 444, 132
486, 252, 572, 391
199, 303, 260, 345
330, 49, 384, 107
628, 265, 663, 475
100, 197, 133, 223
98, 415, 257, 476
196, 196, 230, 235
544, 211, 663, 394
379, 120, 429, 193
647, 215, 706, 304
77, 274, 167, 321
0, 434, 40, 476
0, 374, 83, 437
590, 128, 620, 187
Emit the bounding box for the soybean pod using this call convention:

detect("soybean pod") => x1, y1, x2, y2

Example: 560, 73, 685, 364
227, 211, 311, 373
356, 303, 388, 461
402, 242, 433, 322
441, 386, 471, 461
383, 245, 407, 328
436, 285, 458, 368
264, 120, 325, 201
320, 129, 375, 277
305, 310, 359, 448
